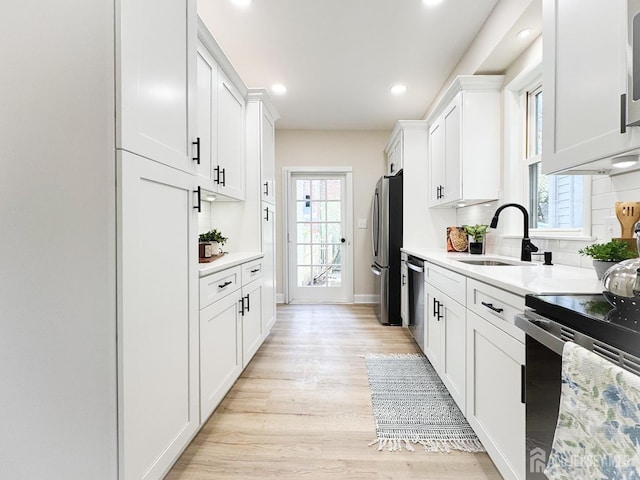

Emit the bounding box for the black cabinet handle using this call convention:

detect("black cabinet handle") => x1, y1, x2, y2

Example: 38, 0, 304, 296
243, 294, 250, 312
433, 298, 438, 317
390, 162, 395, 173
401, 274, 406, 286
220, 167, 226, 187
239, 298, 245, 316
264, 207, 270, 221
621, 93, 627, 134
192, 137, 201, 164
264, 182, 269, 196
218, 280, 232, 289
250, 268, 260, 274
436, 299, 443, 321
214, 166, 220, 184
521, 364, 526, 404
481, 301, 504, 313
194, 186, 201, 212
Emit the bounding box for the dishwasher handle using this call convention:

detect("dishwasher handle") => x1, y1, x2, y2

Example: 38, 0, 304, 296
515, 315, 564, 355
407, 260, 424, 273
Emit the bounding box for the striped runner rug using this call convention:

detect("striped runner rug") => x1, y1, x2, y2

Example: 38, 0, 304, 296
365, 353, 484, 453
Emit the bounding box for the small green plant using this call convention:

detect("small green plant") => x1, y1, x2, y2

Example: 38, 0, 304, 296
199, 229, 228, 245
463, 224, 489, 243
578, 239, 636, 261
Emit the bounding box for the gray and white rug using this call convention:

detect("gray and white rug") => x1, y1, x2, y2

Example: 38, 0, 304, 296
365, 353, 484, 453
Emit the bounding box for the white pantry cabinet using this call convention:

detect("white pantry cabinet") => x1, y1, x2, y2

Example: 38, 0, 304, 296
542, 0, 640, 174
117, 0, 197, 174
427, 76, 502, 208
196, 24, 247, 200
118, 151, 199, 480
262, 202, 277, 333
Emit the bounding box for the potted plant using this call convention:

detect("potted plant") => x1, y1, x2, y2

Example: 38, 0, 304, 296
464, 224, 489, 255
199, 229, 228, 257
578, 239, 637, 279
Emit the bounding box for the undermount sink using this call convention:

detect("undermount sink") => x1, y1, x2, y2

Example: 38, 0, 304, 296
456, 257, 532, 267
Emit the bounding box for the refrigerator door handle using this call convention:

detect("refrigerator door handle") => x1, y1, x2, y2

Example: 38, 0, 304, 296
371, 264, 383, 276
371, 191, 379, 257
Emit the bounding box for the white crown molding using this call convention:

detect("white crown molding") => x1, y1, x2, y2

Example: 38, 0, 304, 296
426, 75, 505, 125
385, 120, 428, 153
247, 89, 281, 122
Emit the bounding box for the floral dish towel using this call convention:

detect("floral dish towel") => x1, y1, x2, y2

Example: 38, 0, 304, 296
545, 341, 640, 480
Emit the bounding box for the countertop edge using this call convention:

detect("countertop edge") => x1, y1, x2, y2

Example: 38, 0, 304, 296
401, 247, 602, 296
199, 251, 264, 277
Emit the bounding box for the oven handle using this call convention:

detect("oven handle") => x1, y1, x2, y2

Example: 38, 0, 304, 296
515, 315, 565, 355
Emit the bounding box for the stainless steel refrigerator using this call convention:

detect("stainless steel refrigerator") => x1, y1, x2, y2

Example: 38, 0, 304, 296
370, 172, 403, 325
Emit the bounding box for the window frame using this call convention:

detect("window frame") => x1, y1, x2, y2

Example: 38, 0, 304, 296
519, 77, 592, 239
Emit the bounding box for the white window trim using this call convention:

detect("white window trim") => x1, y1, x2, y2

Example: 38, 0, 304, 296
502, 63, 592, 239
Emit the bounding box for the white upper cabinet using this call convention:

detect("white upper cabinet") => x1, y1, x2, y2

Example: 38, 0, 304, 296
542, 0, 640, 174
261, 109, 277, 203
427, 76, 503, 208
117, 0, 197, 173
386, 133, 403, 176
246, 90, 279, 204
196, 21, 247, 200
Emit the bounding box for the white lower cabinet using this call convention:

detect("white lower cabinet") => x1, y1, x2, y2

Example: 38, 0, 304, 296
424, 281, 466, 414
400, 253, 409, 326
261, 203, 277, 333
199, 257, 266, 422
199, 288, 243, 421
466, 310, 525, 480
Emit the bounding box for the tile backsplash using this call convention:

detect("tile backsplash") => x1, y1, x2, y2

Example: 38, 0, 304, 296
455, 170, 640, 269
198, 201, 212, 235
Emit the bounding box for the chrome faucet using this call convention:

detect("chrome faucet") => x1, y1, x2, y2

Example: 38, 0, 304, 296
489, 203, 539, 261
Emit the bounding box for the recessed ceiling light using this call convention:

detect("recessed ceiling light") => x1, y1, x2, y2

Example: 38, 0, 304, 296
422, 0, 444, 6
206, 195, 217, 201
457, 203, 466, 208
271, 84, 287, 95
390, 84, 407, 95
516, 28, 533, 40
230, 0, 251, 7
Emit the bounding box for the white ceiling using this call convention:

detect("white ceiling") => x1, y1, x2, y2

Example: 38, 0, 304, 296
198, 0, 538, 130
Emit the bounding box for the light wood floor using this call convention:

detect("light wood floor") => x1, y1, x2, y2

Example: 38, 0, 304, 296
166, 304, 502, 480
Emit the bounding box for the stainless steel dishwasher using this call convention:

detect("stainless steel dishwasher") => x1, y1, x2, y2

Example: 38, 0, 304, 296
407, 255, 425, 351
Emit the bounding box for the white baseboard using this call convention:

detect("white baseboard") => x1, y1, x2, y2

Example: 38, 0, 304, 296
276, 293, 379, 304
354, 294, 379, 304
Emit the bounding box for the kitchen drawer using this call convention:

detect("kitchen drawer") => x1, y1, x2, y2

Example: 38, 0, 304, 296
466, 278, 525, 342
424, 261, 466, 306
200, 266, 242, 309
242, 258, 264, 286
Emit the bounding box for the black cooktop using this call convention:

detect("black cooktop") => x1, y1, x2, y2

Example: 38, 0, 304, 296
525, 293, 640, 357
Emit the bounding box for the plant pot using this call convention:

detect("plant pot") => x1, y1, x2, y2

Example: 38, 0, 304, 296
593, 260, 618, 280
469, 242, 485, 255
211, 241, 221, 256
199, 242, 213, 258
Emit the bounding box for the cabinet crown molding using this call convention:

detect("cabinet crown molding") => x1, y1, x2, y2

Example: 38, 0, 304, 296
247, 89, 281, 122
426, 75, 504, 125
385, 120, 428, 153
198, 17, 248, 98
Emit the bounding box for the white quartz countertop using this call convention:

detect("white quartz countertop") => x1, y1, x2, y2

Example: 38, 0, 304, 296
199, 251, 263, 277
402, 247, 603, 297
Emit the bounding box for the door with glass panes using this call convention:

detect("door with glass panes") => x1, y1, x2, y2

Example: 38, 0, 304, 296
288, 174, 350, 303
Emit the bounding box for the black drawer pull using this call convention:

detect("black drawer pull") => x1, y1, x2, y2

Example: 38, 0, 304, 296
218, 280, 232, 289
192, 137, 201, 164
250, 268, 260, 273
481, 301, 504, 313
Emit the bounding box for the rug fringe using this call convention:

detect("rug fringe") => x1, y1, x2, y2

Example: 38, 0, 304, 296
364, 353, 425, 360
369, 437, 485, 453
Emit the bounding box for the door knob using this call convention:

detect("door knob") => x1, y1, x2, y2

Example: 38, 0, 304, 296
341, 238, 346, 243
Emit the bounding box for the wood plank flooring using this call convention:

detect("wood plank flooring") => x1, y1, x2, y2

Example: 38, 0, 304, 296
166, 304, 502, 480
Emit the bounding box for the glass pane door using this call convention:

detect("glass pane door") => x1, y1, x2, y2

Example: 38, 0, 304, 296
289, 174, 349, 303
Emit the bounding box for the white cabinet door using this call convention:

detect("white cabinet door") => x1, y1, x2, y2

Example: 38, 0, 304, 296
217, 72, 245, 200
118, 151, 199, 480
542, 0, 637, 174
261, 110, 276, 203
196, 46, 218, 182
242, 278, 263, 367
443, 95, 461, 205
466, 310, 525, 480
117, 0, 196, 173
428, 121, 445, 207
400, 258, 409, 327
262, 203, 277, 334
387, 134, 403, 176
440, 291, 466, 414
424, 282, 442, 370
200, 289, 243, 422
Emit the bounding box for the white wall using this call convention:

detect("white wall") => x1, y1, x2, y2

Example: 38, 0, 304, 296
274, 130, 389, 302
